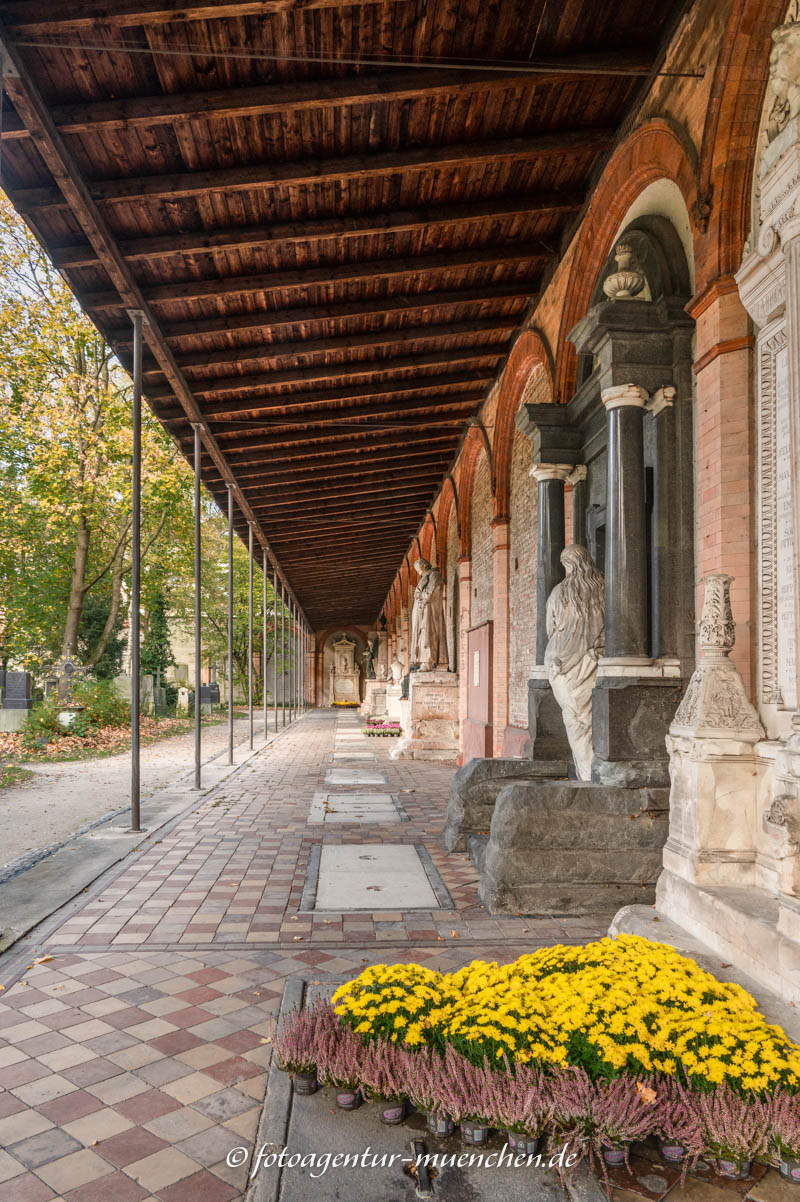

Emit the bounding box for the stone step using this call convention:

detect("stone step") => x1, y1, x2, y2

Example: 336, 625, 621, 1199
444, 755, 569, 851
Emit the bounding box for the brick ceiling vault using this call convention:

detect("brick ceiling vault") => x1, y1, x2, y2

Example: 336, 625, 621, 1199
0, 0, 689, 628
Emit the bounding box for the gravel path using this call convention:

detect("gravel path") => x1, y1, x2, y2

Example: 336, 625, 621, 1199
0, 716, 256, 870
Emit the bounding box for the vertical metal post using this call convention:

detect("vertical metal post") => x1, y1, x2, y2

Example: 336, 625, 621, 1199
129, 310, 143, 832
227, 484, 234, 766
290, 601, 296, 722
262, 550, 268, 739
193, 423, 202, 790
248, 524, 254, 750
273, 565, 278, 733
281, 582, 286, 726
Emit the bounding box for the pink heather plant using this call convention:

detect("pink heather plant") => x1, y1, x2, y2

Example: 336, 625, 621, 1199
401, 1047, 450, 1115
274, 1000, 338, 1076
591, 1076, 663, 1161
483, 1058, 552, 1136
696, 1084, 771, 1164
359, 1038, 412, 1102
658, 1075, 703, 1175
548, 1067, 596, 1165
769, 1089, 800, 1162
317, 1021, 368, 1091
436, 1046, 496, 1125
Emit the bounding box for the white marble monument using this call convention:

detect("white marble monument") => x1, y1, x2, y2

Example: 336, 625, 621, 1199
329, 634, 361, 704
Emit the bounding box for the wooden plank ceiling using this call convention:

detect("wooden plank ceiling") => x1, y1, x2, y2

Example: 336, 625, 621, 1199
0, 0, 685, 628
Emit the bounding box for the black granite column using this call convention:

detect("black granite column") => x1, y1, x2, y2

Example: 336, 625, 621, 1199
532, 465, 569, 663
602, 384, 650, 662
570, 465, 588, 548
648, 386, 676, 660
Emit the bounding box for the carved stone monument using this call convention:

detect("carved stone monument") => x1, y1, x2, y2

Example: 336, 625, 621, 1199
329, 634, 360, 704
410, 558, 447, 671
544, 545, 605, 779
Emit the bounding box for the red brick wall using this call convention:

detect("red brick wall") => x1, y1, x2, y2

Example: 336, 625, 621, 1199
508, 429, 537, 730
470, 454, 494, 627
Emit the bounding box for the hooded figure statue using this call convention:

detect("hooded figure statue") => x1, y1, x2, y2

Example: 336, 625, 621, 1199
544, 545, 605, 780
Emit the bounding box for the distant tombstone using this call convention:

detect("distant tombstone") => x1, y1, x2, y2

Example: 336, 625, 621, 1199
141, 674, 154, 712
207, 682, 221, 705
177, 686, 190, 715
55, 644, 85, 705
174, 663, 188, 683
2, 671, 33, 710
114, 674, 132, 701
44, 676, 58, 700
199, 683, 213, 714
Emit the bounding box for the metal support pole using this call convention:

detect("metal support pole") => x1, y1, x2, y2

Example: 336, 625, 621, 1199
281, 582, 286, 726
129, 309, 143, 832
227, 484, 234, 766
193, 423, 202, 790
291, 602, 296, 722
248, 524, 254, 750
263, 550, 268, 739
273, 565, 278, 733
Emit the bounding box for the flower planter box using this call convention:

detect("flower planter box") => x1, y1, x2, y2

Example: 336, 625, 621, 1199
779, 1157, 800, 1183
291, 1070, 319, 1095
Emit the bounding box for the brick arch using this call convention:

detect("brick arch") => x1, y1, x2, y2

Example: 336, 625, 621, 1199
435, 476, 459, 572
419, 515, 436, 565
492, 327, 555, 520
554, 119, 698, 405
457, 426, 492, 557
696, 0, 787, 284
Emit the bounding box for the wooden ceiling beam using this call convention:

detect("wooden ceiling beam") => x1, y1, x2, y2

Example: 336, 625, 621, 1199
149, 346, 502, 402
52, 194, 581, 269
195, 422, 462, 457
202, 434, 458, 477
111, 285, 534, 347
157, 317, 518, 375
3, 0, 410, 31
206, 410, 474, 447
247, 472, 446, 506
18, 129, 613, 211
270, 511, 426, 539
226, 452, 453, 491
85, 245, 546, 311
161, 374, 487, 422
0, 26, 308, 621
203, 443, 457, 484
252, 494, 435, 522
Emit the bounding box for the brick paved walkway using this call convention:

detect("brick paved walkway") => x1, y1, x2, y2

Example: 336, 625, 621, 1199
0, 711, 790, 1201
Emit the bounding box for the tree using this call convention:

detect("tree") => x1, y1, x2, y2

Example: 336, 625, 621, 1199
141, 589, 175, 679
77, 593, 127, 679
0, 194, 194, 676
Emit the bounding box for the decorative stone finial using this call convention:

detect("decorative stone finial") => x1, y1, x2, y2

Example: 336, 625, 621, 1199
602, 240, 646, 301
670, 574, 764, 740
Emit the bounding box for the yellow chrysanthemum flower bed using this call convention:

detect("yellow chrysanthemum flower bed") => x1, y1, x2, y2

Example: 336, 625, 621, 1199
331, 935, 800, 1096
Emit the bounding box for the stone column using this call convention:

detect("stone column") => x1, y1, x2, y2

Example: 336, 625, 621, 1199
530, 464, 570, 663
647, 387, 677, 660
782, 226, 800, 736
568, 465, 588, 548
491, 516, 511, 756
601, 383, 650, 665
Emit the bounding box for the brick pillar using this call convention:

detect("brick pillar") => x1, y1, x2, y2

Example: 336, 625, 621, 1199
688, 277, 756, 696
457, 555, 472, 760
401, 609, 410, 673
491, 517, 510, 757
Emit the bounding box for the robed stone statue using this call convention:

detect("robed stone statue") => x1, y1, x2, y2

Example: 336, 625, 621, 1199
544, 545, 605, 780
410, 558, 447, 672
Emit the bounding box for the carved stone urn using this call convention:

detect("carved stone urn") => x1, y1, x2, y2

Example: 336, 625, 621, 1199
602, 240, 646, 301
670, 574, 763, 740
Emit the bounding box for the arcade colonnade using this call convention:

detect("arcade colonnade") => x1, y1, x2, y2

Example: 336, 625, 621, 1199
370, 0, 800, 1002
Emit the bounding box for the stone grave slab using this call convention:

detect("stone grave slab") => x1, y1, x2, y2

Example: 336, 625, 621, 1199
309, 792, 402, 825
325, 769, 388, 786
314, 844, 438, 909
332, 751, 376, 760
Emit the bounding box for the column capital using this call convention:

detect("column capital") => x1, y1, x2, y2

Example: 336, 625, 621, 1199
566, 464, 587, 487
646, 386, 676, 417
601, 383, 649, 411
529, 463, 574, 483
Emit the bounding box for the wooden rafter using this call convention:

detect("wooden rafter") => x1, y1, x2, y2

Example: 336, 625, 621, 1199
18, 130, 613, 211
